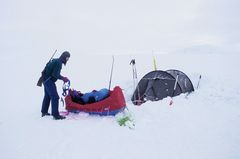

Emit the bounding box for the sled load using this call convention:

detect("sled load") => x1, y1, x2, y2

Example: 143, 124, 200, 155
131, 69, 194, 105
65, 86, 126, 115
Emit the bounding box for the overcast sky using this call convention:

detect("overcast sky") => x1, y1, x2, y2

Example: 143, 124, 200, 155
1, 0, 240, 55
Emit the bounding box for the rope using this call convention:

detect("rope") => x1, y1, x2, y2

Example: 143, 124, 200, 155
62, 81, 71, 97
61, 80, 71, 107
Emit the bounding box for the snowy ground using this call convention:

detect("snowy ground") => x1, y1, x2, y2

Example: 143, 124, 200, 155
1, 0, 240, 158
0, 51, 240, 159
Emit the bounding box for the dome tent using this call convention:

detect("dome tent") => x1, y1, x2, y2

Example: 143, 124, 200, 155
131, 70, 194, 105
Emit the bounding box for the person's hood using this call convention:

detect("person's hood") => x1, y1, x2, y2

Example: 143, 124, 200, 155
59, 51, 70, 65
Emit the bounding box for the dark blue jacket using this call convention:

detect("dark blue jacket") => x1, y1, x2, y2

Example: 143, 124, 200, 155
44, 59, 63, 82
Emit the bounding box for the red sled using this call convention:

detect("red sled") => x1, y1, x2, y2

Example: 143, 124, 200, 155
65, 86, 126, 116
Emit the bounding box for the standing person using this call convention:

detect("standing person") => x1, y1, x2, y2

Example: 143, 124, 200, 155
41, 51, 70, 120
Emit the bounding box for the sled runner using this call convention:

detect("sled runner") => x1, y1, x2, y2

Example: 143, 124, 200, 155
65, 86, 126, 116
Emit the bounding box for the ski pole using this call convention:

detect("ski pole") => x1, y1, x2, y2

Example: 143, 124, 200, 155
130, 59, 141, 105
130, 59, 136, 90
108, 56, 115, 90
196, 75, 202, 89
185, 74, 202, 99
134, 64, 141, 105
130, 59, 136, 103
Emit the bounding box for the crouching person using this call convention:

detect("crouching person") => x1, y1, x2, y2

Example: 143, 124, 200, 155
41, 51, 70, 120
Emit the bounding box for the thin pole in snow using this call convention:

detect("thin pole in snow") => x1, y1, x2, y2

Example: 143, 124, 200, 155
152, 50, 157, 71
169, 75, 179, 106
196, 75, 202, 90
108, 56, 115, 90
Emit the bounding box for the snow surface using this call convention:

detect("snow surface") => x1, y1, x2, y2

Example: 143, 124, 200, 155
1, 0, 240, 159
0, 52, 240, 159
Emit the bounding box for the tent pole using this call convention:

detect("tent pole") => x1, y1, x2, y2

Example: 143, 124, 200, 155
169, 75, 179, 105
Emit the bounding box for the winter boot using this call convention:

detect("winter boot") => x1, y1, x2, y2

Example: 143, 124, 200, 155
53, 115, 66, 120
42, 112, 51, 117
